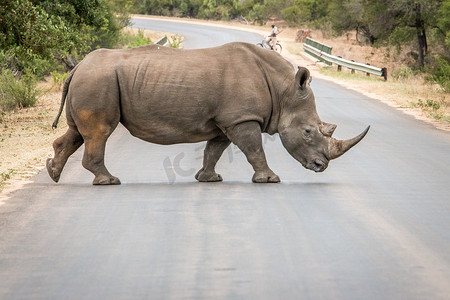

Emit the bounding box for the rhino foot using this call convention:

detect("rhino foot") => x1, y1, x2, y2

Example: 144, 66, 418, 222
252, 172, 280, 183
93, 175, 121, 185
195, 168, 223, 182
46, 158, 60, 183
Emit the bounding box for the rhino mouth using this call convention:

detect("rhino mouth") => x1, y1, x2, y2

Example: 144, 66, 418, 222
307, 159, 328, 172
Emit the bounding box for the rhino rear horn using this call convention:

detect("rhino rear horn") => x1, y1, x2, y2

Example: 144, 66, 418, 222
320, 122, 337, 137
329, 126, 370, 159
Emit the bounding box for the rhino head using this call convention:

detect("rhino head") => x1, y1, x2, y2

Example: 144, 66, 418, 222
278, 67, 369, 172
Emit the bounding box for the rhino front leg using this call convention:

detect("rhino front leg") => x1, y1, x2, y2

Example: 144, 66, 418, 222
82, 135, 121, 185
225, 121, 280, 183
196, 134, 231, 182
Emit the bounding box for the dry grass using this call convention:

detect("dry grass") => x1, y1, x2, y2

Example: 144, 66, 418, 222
0, 78, 68, 192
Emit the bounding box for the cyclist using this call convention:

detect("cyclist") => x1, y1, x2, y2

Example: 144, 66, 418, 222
267, 24, 278, 50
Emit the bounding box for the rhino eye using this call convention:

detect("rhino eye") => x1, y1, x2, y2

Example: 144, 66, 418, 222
305, 128, 311, 134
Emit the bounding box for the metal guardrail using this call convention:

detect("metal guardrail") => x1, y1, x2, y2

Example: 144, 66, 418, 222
304, 37, 332, 66
155, 36, 168, 46
303, 37, 387, 80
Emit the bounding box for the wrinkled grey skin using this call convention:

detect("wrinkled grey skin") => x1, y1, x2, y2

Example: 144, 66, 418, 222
47, 42, 369, 185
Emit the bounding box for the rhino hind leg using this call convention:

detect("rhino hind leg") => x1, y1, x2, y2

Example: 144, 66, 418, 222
225, 121, 280, 183
196, 135, 231, 182
47, 127, 84, 183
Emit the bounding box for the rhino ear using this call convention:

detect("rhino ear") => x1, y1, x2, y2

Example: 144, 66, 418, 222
296, 67, 310, 90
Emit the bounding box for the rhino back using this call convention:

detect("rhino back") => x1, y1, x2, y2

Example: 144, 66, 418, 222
70, 43, 293, 144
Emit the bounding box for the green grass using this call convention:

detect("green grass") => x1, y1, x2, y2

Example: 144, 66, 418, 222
118, 29, 153, 49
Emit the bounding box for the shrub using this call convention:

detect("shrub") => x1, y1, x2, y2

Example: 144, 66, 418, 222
391, 65, 415, 80
282, 6, 302, 27
168, 35, 183, 48
248, 4, 266, 25
0, 69, 41, 111
50, 71, 69, 91
426, 56, 450, 92
118, 29, 153, 48
417, 99, 441, 111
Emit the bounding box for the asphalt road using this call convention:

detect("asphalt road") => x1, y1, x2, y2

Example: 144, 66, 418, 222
0, 17, 449, 300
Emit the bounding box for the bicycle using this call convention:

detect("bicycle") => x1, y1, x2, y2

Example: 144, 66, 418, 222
257, 39, 282, 54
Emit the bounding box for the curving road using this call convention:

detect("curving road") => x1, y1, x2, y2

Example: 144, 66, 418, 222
0, 17, 449, 300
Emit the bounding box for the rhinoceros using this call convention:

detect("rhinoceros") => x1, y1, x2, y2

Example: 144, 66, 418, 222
47, 42, 369, 185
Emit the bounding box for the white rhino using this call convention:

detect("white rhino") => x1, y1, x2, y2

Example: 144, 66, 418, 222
47, 42, 369, 184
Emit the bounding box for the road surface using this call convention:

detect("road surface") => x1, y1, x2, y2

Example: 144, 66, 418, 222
0, 17, 449, 300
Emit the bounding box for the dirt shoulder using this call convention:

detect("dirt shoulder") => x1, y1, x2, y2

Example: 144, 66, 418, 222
1, 16, 448, 201
0, 83, 66, 203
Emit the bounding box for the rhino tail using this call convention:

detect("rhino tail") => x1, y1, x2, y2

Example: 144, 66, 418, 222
52, 63, 80, 129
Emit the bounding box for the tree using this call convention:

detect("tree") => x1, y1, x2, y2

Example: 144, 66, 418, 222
328, 0, 444, 67
1, 0, 129, 74
263, 0, 294, 19
140, 0, 173, 15
386, 0, 443, 67
0, 0, 72, 74
282, 0, 328, 27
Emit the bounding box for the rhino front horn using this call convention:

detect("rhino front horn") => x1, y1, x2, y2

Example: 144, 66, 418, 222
329, 126, 370, 159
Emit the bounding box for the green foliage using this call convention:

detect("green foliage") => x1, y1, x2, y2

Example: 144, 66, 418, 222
50, 71, 69, 90
0, 0, 72, 75
391, 65, 415, 80
139, 0, 173, 15
416, 99, 441, 111
118, 29, 153, 48
327, 0, 446, 67
168, 34, 183, 48
196, 0, 240, 20
413, 97, 448, 122
438, 0, 450, 49
1, 0, 128, 77
248, 3, 266, 25
263, 0, 294, 19
388, 26, 416, 52
1, 169, 16, 182
0, 0, 131, 109
0, 69, 41, 111
426, 56, 450, 92
282, 6, 302, 26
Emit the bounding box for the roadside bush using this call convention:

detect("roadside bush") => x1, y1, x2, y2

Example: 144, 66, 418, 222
168, 34, 183, 48
50, 71, 69, 91
118, 29, 153, 48
391, 65, 415, 80
426, 56, 450, 92
0, 70, 41, 111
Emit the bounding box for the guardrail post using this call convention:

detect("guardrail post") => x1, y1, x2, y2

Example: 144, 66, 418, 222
351, 60, 355, 74
366, 63, 370, 77
337, 56, 342, 72
382, 68, 388, 81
